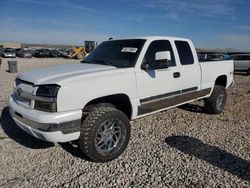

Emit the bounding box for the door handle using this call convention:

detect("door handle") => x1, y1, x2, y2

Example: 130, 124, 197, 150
173, 72, 181, 78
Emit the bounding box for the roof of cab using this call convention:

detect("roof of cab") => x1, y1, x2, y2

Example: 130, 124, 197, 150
108, 36, 190, 42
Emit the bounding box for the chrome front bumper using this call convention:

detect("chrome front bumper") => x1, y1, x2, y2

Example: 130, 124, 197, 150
9, 96, 82, 143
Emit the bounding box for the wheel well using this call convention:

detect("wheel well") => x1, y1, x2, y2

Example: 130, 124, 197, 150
84, 94, 132, 120
215, 75, 227, 87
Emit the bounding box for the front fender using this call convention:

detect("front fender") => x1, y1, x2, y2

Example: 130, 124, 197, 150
56, 70, 137, 112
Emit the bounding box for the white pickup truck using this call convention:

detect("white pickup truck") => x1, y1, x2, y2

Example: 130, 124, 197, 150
9, 36, 234, 162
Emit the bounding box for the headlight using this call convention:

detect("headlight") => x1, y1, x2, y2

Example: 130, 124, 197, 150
36, 85, 60, 97
34, 85, 60, 112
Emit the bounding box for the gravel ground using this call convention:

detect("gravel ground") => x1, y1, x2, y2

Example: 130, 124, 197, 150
0, 58, 249, 187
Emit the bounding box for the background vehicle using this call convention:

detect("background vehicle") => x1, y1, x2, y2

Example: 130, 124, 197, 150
9, 36, 234, 162
58, 48, 71, 57
17, 49, 33, 58
227, 54, 250, 74
33, 49, 51, 58
49, 49, 63, 58
69, 41, 96, 60
0, 48, 3, 57
1, 48, 16, 58
69, 46, 86, 60
198, 53, 228, 62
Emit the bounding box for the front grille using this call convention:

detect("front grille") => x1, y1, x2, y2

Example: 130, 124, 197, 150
14, 79, 34, 109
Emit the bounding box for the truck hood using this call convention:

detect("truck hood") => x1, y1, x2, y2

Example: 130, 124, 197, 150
18, 63, 117, 85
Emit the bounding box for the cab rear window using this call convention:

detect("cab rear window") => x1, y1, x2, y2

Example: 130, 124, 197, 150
175, 41, 194, 65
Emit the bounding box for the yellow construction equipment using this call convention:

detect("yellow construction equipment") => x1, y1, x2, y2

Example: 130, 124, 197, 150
69, 46, 87, 60
69, 41, 96, 60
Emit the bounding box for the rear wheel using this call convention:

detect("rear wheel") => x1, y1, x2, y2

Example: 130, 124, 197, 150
79, 106, 130, 162
247, 68, 250, 75
204, 85, 227, 114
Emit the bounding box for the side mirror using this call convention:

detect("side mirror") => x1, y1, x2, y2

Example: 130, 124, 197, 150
155, 51, 172, 69
141, 51, 172, 70
155, 51, 171, 61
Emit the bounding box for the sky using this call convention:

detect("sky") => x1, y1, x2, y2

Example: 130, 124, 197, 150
0, 0, 250, 51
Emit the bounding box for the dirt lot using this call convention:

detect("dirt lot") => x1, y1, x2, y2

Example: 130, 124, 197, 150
0, 58, 249, 187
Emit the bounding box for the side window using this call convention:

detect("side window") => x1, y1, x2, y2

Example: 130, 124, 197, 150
241, 55, 250, 60
175, 41, 194, 65
233, 55, 240, 60
143, 40, 176, 66
236, 56, 242, 60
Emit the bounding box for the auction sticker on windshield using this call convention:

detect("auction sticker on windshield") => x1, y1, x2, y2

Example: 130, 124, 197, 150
121, 47, 138, 53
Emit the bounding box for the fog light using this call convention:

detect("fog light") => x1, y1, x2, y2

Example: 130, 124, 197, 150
34, 101, 57, 112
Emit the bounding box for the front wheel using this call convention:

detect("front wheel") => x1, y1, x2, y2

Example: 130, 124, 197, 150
204, 85, 227, 114
79, 107, 131, 162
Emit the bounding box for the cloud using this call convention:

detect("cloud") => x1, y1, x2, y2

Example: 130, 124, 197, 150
106, 0, 236, 22
220, 34, 250, 51
135, 0, 236, 19
13, 0, 96, 12
0, 20, 108, 44
122, 12, 179, 23
196, 34, 250, 51
234, 26, 250, 30
0, 16, 87, 30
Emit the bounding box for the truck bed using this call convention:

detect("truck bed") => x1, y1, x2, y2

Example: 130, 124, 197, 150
199, 60, 234, 90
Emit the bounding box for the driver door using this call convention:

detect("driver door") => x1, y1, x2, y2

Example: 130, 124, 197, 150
136, 40, 182, 116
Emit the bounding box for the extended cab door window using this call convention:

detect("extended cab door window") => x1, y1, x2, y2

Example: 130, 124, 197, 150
174, 40, 201, 94
175, 41, 194, 65
142, 40, 176, 68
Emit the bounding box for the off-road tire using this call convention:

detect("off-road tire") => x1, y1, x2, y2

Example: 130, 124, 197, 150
204, 85, 226, 114
79, 107, 130, 162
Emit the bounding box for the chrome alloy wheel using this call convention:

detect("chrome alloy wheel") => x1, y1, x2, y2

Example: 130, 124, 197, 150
95, 119, 125, 155
216, 92, 225, 110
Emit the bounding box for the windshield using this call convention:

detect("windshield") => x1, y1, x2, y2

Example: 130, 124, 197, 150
5, 49, 14, 53
82, 39, 145, 68
225, 55, 234, 60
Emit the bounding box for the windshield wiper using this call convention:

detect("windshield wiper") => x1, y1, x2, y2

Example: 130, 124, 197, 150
81, 60, 91, 63
82, 59, 116, 67
93, 59, 114, 66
